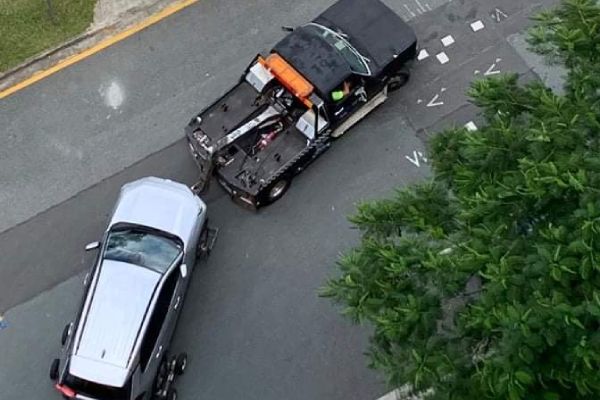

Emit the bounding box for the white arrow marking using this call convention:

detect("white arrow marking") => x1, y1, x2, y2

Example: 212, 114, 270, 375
484, 58, 502, 76
427, 93, 444, 107
405, 151, 421, 167
493, 8, 508, 21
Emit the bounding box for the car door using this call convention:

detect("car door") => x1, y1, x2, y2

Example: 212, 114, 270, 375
137, 266, 181, 393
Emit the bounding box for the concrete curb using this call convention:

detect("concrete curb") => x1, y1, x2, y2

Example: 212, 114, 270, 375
0, 0, 179, 92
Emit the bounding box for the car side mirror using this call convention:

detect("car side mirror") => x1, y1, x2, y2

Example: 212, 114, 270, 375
281, 26, 294, 32
85, 241, 100, 251
180, 264, 188, 278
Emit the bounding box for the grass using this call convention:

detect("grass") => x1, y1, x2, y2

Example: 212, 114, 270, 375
0, 0, 97, 72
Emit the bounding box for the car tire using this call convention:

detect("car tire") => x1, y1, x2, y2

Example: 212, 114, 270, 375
166, 388, 177, 400
266, 178, 290, 204
61, 323, 70, 346
197, 220, 210, 258
388, 71, 410, 92
49, 358, 60, 381
175, 353, 187, 375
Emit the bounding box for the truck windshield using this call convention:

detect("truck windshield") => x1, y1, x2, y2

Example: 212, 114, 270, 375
104, 227, 182, 273
64, 373, 131, 399
305, 23, 370, 76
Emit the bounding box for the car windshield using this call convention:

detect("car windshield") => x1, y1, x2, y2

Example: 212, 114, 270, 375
104, 227, 182, 273
305, 23, 370, 75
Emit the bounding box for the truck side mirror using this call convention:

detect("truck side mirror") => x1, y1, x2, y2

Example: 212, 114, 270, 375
85, 241, 100, 251
281, 26, 294, 32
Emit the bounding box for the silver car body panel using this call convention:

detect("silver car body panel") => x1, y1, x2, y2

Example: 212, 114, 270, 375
65, 177, 206, 392
70, 260, 161, 386
110, 177, 205, 250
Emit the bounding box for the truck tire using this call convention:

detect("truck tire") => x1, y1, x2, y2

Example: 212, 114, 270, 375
167, 389, 177, 400
388, 71, 410, 92
266, 178, 290, 204
175, 353, 187, 375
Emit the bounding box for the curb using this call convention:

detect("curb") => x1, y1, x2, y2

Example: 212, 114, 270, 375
0, 0, 186, 94
0, 29, 100, 84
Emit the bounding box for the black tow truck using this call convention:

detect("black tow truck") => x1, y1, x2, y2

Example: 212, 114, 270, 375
186, 0, 417, 209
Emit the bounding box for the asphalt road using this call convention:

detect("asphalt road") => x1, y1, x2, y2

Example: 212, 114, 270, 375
0, 0, 560, 398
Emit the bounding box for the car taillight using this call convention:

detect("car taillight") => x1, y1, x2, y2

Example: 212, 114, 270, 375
55, 383, 76, 398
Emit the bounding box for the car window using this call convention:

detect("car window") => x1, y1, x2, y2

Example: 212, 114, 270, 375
104, 228, 182, 273
139, 269, 179, 371
305, 23, 370, 75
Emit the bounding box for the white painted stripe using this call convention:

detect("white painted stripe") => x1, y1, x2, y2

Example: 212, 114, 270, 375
436, 51, 450, 64
470, 20, 485, 32
414, 0, 427, 13
441, 35, 455, 47
403, 4, 417, 18
376, 389, 400, 400
465, 121, 478, 131
417, 49, 429, 61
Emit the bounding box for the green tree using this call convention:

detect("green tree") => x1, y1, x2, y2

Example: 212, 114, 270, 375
322, 1, 600, 399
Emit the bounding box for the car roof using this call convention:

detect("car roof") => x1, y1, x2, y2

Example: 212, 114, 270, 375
110, 177, 204, 248
70, 259, 161, 387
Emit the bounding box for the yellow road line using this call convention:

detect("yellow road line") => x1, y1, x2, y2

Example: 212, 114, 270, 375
0, 0, 198, 100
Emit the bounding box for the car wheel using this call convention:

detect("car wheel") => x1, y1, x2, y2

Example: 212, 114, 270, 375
61, 323, 71, 346
175, 353, 187, 375
266, 178, 290, 204
166, 388, 177, 400
197, 220, 210, 257
49, 359, 60, 381
388, 71, 410, 92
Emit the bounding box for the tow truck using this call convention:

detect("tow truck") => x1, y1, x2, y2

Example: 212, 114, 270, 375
186, 0, 417, 208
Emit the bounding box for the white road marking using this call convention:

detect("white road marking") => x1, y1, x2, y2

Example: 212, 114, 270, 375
403, 4, 417, 17
424, 2, 432, 11
491, 7, 508, 22
465, 121, 478, 131
441, 35, 455, 47
101, 81, 125, 110
470, 20, 485, 32
405, 150, 427, 167
427, 93, 444, 107
436, 51, 450, 64
484, 58, 502, 75
414, 0, 427, 13
417, 49, 429, 61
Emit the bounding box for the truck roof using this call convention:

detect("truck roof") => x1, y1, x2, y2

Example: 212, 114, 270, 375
272, 0, 416, 96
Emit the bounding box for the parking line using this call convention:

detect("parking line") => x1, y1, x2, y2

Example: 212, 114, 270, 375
0, 0, 198, 100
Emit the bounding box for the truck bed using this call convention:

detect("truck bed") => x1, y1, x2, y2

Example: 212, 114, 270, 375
218, 126, 309, 195
197, 81, 265, 141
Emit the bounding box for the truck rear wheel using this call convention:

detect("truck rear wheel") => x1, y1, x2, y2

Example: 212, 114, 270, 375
266, 179, 290, 204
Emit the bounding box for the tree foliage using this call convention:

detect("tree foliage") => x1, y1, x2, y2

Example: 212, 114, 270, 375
322, 1, 600, 399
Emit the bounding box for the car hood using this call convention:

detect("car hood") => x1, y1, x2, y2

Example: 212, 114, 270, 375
109, 177, 204, 248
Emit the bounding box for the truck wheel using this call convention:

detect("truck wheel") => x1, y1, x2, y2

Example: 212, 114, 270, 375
49, 359, 60, 380
388, 71, 410, 92
167, 388, 177, 400
266, 179, 290, 204
175, 353, 187, 375
61, 323, 71, 346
